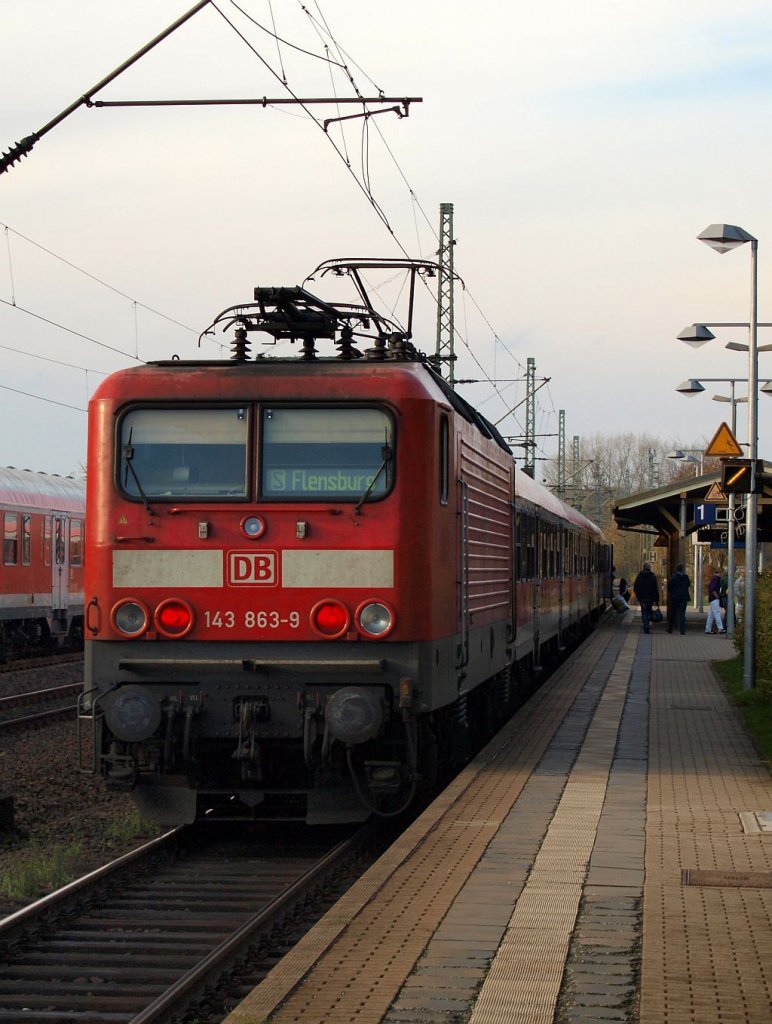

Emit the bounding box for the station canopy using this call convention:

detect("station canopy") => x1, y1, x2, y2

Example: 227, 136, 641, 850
612, 461, 772, 544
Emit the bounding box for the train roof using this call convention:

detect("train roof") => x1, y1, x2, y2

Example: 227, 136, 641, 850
93, 356, 512, 452
516, 467, 604, 537
0, 466, 85, 513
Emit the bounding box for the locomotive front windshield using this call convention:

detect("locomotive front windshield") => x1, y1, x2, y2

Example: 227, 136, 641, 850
119, 407, 249, 498
117, 405, 393, 502
261, 407, 393, 500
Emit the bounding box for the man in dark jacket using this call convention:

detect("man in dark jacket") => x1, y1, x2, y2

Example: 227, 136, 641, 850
633, 562, 660, 634
666, 563, 691, 635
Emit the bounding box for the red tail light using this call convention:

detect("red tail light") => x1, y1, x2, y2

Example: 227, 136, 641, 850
155, 598, 194, 638
310, 599, 350, 639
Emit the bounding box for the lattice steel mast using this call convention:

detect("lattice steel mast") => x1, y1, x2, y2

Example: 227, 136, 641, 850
435, 203, 456, 386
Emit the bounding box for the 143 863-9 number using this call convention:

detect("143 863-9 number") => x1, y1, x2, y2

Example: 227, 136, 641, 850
204, 609, 301, 629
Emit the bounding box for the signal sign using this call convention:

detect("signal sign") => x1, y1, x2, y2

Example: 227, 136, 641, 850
703, 482, 727, 503
705, 422, 743, 458
720, 460, 757, 494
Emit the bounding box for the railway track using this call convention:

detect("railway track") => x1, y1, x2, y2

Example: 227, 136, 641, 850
0, 682, 80, 731
0, 821, 375, 1023
0, 651, 83, 674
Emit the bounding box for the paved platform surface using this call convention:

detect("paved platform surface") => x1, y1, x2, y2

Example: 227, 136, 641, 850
223, 609, 772, 1024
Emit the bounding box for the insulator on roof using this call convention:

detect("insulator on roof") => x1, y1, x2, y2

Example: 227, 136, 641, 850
230, 326, 250, 362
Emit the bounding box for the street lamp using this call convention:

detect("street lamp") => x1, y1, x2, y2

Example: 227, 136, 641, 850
677, 324, 772, 352
666, 449, 704, 471
675, 377, 751, 636
680, 224, 759, 690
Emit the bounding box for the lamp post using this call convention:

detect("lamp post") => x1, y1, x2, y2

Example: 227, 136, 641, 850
680, 224, 759, 689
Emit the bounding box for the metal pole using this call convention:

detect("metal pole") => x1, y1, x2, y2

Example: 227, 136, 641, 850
679, 493, 687, 568
726, 380, 737, 637
435, 203, 455, 386
524, 358, 536, 477
743, 240, 759, 689
0, 0, 212, 173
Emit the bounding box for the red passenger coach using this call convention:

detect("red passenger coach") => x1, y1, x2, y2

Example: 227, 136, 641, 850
80, 261, 611, 825
0, 466, 85, 658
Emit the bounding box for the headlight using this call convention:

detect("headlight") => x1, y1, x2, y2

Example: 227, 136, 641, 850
356, 601, 395, 638
325, 686, 383, 745
111, 599, 150, 637
104, 685, 162, 742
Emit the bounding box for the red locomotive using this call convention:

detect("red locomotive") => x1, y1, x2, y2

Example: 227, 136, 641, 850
79, 260, 611, 824
0, 466, 85, 659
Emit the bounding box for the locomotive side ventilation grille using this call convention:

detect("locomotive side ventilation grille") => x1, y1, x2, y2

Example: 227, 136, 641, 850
458, 437, 513, 617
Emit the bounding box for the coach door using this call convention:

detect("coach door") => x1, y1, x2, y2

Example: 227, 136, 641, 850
52, 514, 68, 612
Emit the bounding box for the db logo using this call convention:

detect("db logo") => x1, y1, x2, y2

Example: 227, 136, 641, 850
228, 550, 277, 586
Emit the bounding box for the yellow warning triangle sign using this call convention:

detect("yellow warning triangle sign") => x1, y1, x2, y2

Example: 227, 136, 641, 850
705, 421, 743, 458
704, 482, 727, 502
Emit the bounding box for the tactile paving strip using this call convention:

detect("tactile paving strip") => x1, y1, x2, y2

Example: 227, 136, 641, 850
468, 632, 637, 1023
222, 619, 626, 1024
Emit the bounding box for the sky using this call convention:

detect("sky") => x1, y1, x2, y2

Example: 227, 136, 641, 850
2, 0, 772, 481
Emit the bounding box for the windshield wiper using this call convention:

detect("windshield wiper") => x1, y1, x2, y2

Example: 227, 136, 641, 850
354, 444, 392, 516
123, 429, 155, 515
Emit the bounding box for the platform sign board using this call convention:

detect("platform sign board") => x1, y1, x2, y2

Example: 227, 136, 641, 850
705, 422, 743, 458
693, 503, 717, 526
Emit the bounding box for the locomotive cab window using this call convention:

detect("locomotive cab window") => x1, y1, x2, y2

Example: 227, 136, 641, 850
118, 407, 249, 499
261, 407, 393, 501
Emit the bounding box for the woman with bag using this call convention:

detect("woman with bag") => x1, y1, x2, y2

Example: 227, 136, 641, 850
704, 568, 726, 635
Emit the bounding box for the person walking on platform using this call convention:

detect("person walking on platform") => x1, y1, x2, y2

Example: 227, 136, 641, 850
705, 568, 726, 634
666, 563, 691, 635
633, 561, 660, 634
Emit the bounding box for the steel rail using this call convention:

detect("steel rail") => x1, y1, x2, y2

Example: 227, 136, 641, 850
131, 831, 362, 1023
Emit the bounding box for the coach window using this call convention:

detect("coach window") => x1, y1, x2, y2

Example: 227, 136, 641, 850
3, 513, 18, 565
261, 407, 393, 501
55, 517, 65, 565
43, 516, 52, 567
119, 407, 249, 499
526, 514, 536, 580
70, 519, 83, 566
515, 511, 523, 581
21, 515, 31, 565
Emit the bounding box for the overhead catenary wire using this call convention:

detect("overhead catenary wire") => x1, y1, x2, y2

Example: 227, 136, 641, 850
0, 383, 86, 413
0, 221, 200, 338
0, 342, 110, 376
0, 297, 145, 363
210, 0, 408, 250
1, 0, 553, 457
